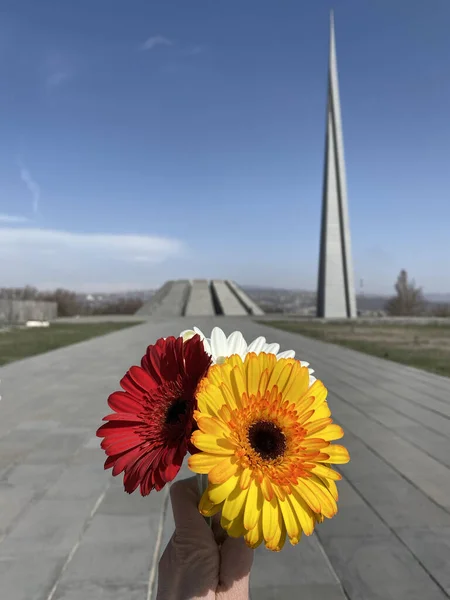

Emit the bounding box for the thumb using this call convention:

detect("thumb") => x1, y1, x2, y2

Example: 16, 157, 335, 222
170, 477, 215, 540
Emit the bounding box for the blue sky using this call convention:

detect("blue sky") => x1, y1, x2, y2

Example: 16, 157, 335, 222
1, 0, 450, 294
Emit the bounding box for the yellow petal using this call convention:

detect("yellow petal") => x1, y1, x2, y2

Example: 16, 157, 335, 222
199, 489, 223, 517
278, 495, 301, 543
282, 364, 309, 402
302, 476, 337, 518
191, 432, 235, 455
258, 368, 270, 396
322, 444, 350, 464
222, 484, 249, 521
244, 479, 263, 530
222, 514, 247, 538
313, 401, 332, 419
294, 479, 321, 513
262, 496, 280, 542
219, 381, 239, 411
244, 519, 263, 549
209, 456, 239, 484
308, 380, 328, 410
266, 521, 286, 552
288, 490, 315, 535
197, 384, 224, 416
317, 476, 339, 502
240, 467, 252, 489
226, 354, 244, 369
188, 452, 221, 474
208, 473, 240, 504
304, 417, 333, 436
229, 365, 246, 408
246, 354, 261, 397
267, 361, 294, 394
311, 463, 342, 481
197, 415, 230, 437
261, 476, 275, 502
309, 423, 344, 441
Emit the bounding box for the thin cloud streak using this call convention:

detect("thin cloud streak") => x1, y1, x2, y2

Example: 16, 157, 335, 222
0, 226, 187, 290
141, 35, 173, 51
19, 164, 40, 214
0, 214, 28, 223
0, 227, 184, 258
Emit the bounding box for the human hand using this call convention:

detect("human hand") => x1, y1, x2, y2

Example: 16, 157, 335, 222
157, 477, 254, 600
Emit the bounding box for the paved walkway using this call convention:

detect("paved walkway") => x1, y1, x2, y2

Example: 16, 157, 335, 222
1, 317, 449, 600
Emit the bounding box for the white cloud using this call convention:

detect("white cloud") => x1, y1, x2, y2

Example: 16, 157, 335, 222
141, 35, 173, 51
19, 164, 40, 214
0, 226, 186, 291
0, 214, 28, 223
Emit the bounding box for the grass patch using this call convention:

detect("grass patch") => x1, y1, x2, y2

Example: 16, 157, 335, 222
0, 322, 143, 366
260, 320, 450, 378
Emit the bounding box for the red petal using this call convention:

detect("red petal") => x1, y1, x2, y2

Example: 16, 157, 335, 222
108, 391, 143, 414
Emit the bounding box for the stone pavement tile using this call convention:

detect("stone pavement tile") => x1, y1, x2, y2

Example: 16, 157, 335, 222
332, 401, 450, 508
4, 463, 63, 491
320, 534, 448, 600
0, 553, 65, 600
16, 419, 62, 431
347, 472, 450, 528
44, 463, 109, 501
337, 436, 391, 479
26, 431, 88, 465
2, 498, 94, 556
54, 581, 149, 600
316, 480, 391, 538
251, 534, 339, 588
250, 584, 347, 600
0, 484, 36, 536
323, 370, 450, 439
395, 526, 450, 595
395, 424, 450, 468
0, 429, 49, 471
58, 514, 159, 586
98, 481, 166, 516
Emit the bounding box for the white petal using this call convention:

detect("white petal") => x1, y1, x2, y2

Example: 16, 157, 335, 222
263, 342, 280, 355
211, 327, 228, 358
309, 375, 317, 386
194, 326, 206, 340
299, 361, 310, 367
247, 336, 267, 354
180, 329, 196, 341
276, 350, 296, 359
202, 338, 212, 355
226, 331, 248, 358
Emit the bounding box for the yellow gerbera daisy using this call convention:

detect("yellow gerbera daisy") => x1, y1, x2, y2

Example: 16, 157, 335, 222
188, 352, 349, 551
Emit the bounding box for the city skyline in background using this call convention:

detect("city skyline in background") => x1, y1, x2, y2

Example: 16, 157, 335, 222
1, 0, 450, 295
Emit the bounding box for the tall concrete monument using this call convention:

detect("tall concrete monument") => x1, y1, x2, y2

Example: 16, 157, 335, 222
317, 13, 357, 318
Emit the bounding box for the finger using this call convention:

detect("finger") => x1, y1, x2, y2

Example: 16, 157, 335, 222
219, 535, 254, 591
170, 476, 210, 532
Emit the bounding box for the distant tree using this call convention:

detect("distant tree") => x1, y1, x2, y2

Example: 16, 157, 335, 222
385, 270, 426, 316
92, 297, 143, 315
41, 288, 80, 317
430, 303, 450, 317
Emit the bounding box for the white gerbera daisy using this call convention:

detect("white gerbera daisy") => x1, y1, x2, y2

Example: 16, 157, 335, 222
180, 326, 316, 384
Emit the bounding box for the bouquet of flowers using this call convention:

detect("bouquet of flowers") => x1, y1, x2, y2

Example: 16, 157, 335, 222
97, 327, 349, 551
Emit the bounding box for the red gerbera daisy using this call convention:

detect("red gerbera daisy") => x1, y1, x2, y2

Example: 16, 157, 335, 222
97, 334, 211, 495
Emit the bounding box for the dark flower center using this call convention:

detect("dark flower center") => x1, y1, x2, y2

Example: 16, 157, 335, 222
165, 399, 188, 425
248, 420, 286, 460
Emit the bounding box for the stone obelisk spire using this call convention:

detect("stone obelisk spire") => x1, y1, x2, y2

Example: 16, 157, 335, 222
317, 12, 357, 318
